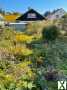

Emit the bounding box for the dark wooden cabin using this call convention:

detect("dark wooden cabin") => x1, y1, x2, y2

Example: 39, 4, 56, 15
16, 9, 45, 21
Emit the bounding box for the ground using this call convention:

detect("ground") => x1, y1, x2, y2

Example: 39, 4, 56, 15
0, 18, 67, 90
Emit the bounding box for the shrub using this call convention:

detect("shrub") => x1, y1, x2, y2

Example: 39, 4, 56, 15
45, 70, 58, 81
42, 25, 59, 42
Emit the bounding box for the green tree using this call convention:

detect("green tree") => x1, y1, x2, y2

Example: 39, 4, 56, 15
44, 11, 51, 17
42, 25, 59, 42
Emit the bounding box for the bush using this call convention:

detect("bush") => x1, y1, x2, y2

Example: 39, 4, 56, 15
45, 70, 58, 81
42, 25, 59, 42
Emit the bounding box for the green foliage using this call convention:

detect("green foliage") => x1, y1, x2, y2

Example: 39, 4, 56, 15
0, 22, 67, 90
42, 25, 59, 42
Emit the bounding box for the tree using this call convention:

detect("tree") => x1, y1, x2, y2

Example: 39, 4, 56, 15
44, 11, 51, 17
42, 25, 59, 42
0, 8, 5, 15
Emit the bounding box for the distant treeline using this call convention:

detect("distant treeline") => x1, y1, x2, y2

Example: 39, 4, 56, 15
0, 8, 21, 15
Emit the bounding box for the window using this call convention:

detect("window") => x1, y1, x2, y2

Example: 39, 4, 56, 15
27, 13, 36, 18
56, 15, 59, 18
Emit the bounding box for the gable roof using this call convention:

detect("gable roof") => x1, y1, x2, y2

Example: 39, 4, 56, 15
51, 8, 66, 15
16, 9, 45, 21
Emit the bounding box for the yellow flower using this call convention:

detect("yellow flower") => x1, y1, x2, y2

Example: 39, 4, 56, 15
5, 75, 13, 82
16, 34, 34, 43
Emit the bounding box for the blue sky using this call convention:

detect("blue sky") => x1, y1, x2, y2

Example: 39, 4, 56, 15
0, 0, 67, 14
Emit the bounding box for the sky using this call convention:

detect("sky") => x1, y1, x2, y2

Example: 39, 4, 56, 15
0, 0, 67, 14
